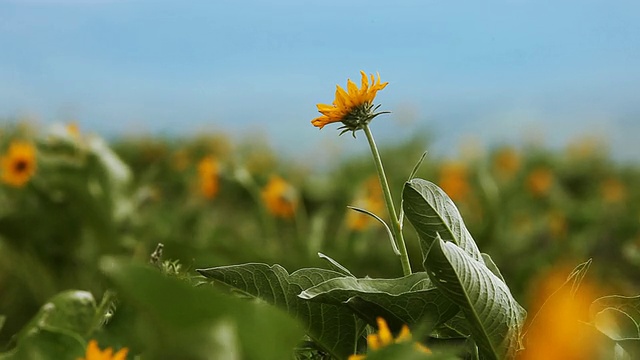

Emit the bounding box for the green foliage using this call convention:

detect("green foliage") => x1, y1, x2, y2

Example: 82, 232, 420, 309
299, 273, 458, 331
197, 263, 365, 359
425, 236, 525, 359
2, 121, 640, 359
0, 290, 104, 359
101, 258, 303, 360
402, 179, 482, 262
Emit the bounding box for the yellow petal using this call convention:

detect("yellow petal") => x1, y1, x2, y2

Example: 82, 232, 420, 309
347, 78, 359, 96
113, 348, 130, 360
396, 325, 412, 343
367, 334, 381, 350
415, 342, 432, 354
376, 317, 393, 346
348, 355, 367, 360
360, 70, 369, 94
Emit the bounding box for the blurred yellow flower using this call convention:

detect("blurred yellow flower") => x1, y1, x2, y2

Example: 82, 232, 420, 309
77, 339, 128, 360
312, 71, 388, 134
526, 167, 553, 197
66, 122, 81, 138
438, 161, 470, 202
566, 135, 604, 160
261, 175, 297, 219
600, 177, 626, 204
1, 140, 37, 187
347, 177, 385, 231
493, 147, 521, 181
519, 267, 601, 360
348, 317, 430, 360
197, 156, 219, 199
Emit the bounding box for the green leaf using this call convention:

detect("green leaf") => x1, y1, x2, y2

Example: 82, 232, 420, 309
0, 328, 85, 360
16, 290, 97, 341
481, 253, 506, 284
402, 179, 482, 264
197, 263, 365, 360
591, 295, 640, 340
0, 290, 102, 359
425, 236, 525, 360
103, 258, 303, 360
616, 338, 640, 358
317, 252, 355, 277
299, 272, 458, 331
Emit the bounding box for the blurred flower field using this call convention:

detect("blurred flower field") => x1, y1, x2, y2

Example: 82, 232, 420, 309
1, 74, 640, 359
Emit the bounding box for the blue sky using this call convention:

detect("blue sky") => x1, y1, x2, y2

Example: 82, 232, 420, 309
1, 0, 639, 162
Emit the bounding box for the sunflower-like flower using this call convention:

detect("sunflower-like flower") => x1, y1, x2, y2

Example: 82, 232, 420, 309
198, 155, 219, 199
526, 167, 553, 197
349, 317, 431, 359
312, 71, 389, 136
77, 339, 128, 360
518, 267, 602, 360
261, 175, 297, 219
1, 140, 37, 187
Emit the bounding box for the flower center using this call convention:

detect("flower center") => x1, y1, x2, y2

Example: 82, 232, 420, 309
13, 159, 28, 174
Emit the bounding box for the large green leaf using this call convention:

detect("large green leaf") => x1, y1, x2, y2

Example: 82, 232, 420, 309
591, 294, 640, 358
402, 179, 482, 263
0, 328, 85, 360
197, 263, 365, 360
0, 290, 95, 359
16, 290, 97, 341
425, 236, 525, 360
299, 272, 458, 331
103, 259, 302, 360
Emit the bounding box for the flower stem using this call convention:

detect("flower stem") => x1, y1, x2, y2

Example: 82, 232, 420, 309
362, 123, 412, 276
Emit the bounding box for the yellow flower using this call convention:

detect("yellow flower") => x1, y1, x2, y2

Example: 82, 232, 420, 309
312, 71, 388, 135
77, 339, 128, 360
348, 317, 431, 359
66, 122, 81, 138
526, 167, 553, 197
437, 161, 470, 202
198, 156, 219, 199
1, 140, 37, 187
492, 147, 521, 181
519, 267, 601, 360
347, 177, 385, 231
261, 175, 297, 219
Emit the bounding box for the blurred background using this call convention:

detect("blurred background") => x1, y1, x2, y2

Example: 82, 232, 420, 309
1, 0, 640, 353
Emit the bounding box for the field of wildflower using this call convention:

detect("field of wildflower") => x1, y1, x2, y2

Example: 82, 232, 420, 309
1, 72, 640, 360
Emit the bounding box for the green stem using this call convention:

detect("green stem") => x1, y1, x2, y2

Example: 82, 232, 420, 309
362, 123, 412, 276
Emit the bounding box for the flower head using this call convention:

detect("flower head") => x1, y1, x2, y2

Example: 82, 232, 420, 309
312, 71, 388, 136
492, 146, 521, 181
519, 267, 602, 360
1, 140, 37, 187
438, 161, 470, 202
66, 122, 81, 138
261, 175, 297, 218
77, 340, 128, 360
348, 317, 430, 360
198, 156, 219, 199
526, 167, 553, 197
